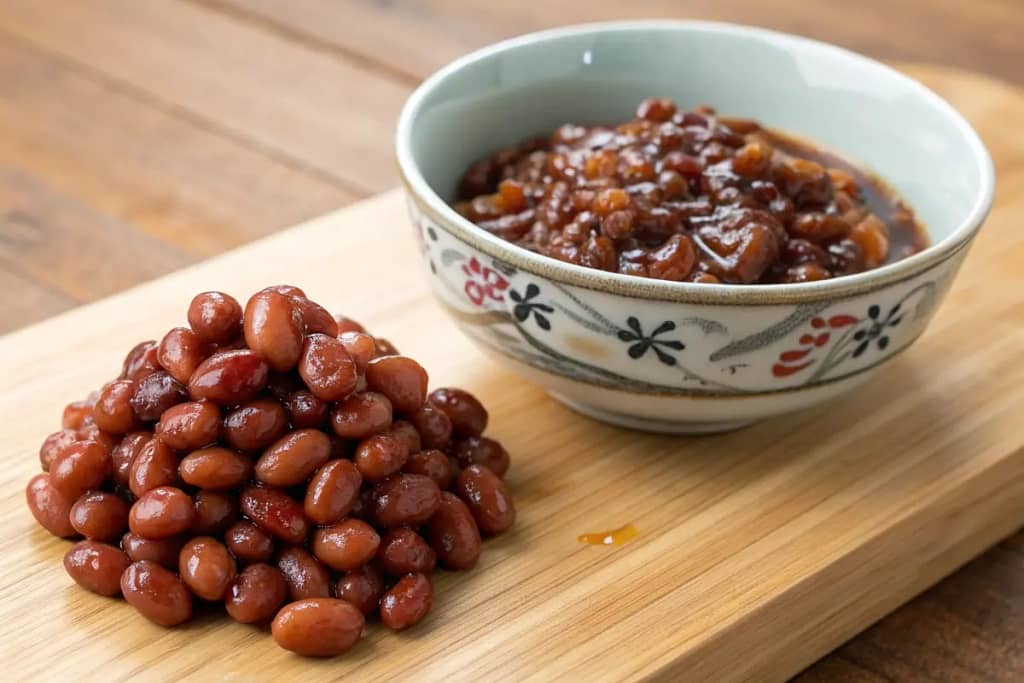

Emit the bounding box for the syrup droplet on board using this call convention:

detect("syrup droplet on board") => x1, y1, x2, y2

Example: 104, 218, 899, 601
577, 524, 638, 546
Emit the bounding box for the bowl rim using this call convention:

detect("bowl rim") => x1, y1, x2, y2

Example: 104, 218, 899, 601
395, 20, 995, 305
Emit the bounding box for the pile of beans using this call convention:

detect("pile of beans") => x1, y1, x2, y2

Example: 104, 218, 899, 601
455, 98, 927, 284
26, 286, 515, 657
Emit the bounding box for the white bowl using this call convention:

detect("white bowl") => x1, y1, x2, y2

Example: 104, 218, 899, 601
396, 21, 994, 433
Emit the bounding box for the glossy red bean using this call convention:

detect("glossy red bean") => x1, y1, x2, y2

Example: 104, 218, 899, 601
312, 519, 380, 571
378, 528, 436, 576
179, 536, 236, 601
70, 491, 130, 541
278, 547, 332, 601
188, 291, 243, 344
225, 563, 287, 624
129, 486, 195, 539
121, 560, 192, 626
130, 371, 187, 422
298, 334, 358, 402
93, 380, 139, 434
330, 392, 392, 440
62, 400, 93, 431
365, 355, 428, 414
110, 431, 151, 487
121, 532, 183, 569
388, 420, 421, 454
335, 565, 384, 616
50, 440, 111, 501
426, 492, 481, 570
272, 598, 365, 657
370, 473, 441, 528
455, 465, 516, 534
158, 327, 213, 385
64, 540, 131, 596
451, 436, 510, 478
333, 315, 365, 335
255, 429, 331, 487
304, 459, 362, 525
223, 399, 288, 452
188, 350, 269, 405
429, 387, 489, 437
129, 438, 180, 497
39, 429, 78, 472
408, 404, 452, 450
403, 449, 455, 490
337, 331, 376, 373
179, 447, 252, 490
76, 423, 118, 454
25, 473, 76, 537
373, 337, 400, 357
240, 486, 308, 544
156, 400, 221, 451
243, 290, 304, 372
353, 432, 408, 482
191, 490, 238, 536
261, 284, 306, 298
224, 521, 275, 563
121, 341, 161, 382
283, 390, 328, 429
380, 573, 433, 630
291, 296, 338, 336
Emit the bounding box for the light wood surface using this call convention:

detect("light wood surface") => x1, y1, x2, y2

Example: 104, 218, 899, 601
1, 176, 1022, 680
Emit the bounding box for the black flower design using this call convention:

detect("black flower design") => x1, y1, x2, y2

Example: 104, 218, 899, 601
426, 226, 438, 241
852, 303, 903, 358
510, 284, 554, 331
617, 317, 685, 365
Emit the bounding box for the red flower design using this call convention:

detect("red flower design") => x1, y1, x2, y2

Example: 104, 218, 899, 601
772, 314, 859, 377
462, 257, 509, 306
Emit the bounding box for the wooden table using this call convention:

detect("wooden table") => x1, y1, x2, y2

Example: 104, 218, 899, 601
0, 1, 1020, 679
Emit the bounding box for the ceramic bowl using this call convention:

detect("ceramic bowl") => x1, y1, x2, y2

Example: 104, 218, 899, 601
395, 21, 994, 433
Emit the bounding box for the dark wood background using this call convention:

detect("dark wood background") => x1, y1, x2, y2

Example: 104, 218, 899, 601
1, 1, 1020, 679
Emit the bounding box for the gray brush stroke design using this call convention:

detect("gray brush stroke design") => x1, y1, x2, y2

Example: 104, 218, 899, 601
440, 248, 467, 267
708, 302, 830, 362
678, 317, 729, 335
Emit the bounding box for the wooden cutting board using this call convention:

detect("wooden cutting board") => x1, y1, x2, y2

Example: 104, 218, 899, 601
1, 65, 1022, 682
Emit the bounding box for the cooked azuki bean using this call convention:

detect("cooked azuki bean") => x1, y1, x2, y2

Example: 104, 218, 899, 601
62, 400, 93, 431
64, 540, 131, 596
336, 565, 384, 615
403, 449, 455, 490
388, 420, 421, 454
365, 356, 428, 414
278, 547, 332, 601
121, 560, 192, 626
304, 459, 362, 525
224, 521, 275, 563
370, 474, 441, 528
272, 598, 365, 657
255, 429, 331, 487
408, 404, 452, 450
179, 447, 252, 490
111, 431, 151, 487
188, 291, 243, 344
50, 440, 111, 501
130, 371, 187, 422
353, 432, 408, 482
330, 392, 392, 440
39, 429, 78, 472
122, 532, 184, 569
380, 573, 433, 630
121, 341, 161, 382
93, 380, 139, 434
455, 465, 516, 535
191, 490, 238, 536
333, 314, 365, 335
240, 486, 308, 544
291, 296, 338, 337
337, 332, 376, 373
243, 290, 304, 372
426, 492, 481, 570
188, 350, 270, 405
378, 528, 436, 576
179, 536, 236, 601
429, 388, 489, 437
157, 327, 211, 385
156, 400, 221, 451
70, 491, 130, 541
284, 390, 328, 429
25, 473, 76, 537
312, 519, 380, 571
225, 563, 287, 624
223, 399, 288, 452
451, 436, 510, 478
129, 486, 195, 540
76, 423, 119, 455
262, 284, 306, 298
373, 337, 400, 357
298, 334, 358, 402
129, 438, 180, 497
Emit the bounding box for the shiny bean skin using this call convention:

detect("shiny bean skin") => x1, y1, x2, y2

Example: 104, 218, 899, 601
455, 465, 516, 534
188, 350, 270, 405
179, 447, 252, 490
121, 341, 161, 382
62, 400, 93, 431
130, 371, 188, 422
224, 399, 288, 452
426, 492, 481, 570
39, 429, 78, 472
337, 332, 376, 373
121, 560, 193, 626
188, 291, 243, 344
191, 490, 238, 536
388, 420, 421, 454
304, 459, 362, 525
408, 404, 452, 450
179, 537, 236, 601
429, 388, 489, 437
224, 521, 275, 563
272, 598, 365, 657
278, 547, 332, 601
353, 433, 407, 482
25, 473, 76, 537
156, 400, 221, 451
378, 528, 436, 576
312, 519, 380, 571
158, 327, 212, 385
93, 380, 139, 434
50, 440, 111, 501
335, 565, 384, 615
370, 475, 440, 530
451, 436, 510, 478
373, 337, 400, 357
255, 429, 331, 487
284, 390, 328, 429
122, 532, 184, 569
70, 491, 130, 541
330, 393, 392, 441
240, 486, 308, 544
129, 487, 195, 539
403, 449, 455, 490
365, 356, 428, 414
243, 291, 304, 372
129, 438, 180, 497
110, 431, 151, 487
261, 284, 306, 298
225, 563, 287, 624
380, 573, 433, 631
333, 315, 365, 335
64, 541, 131, 596
76, 423, 119, 454
298, 334, 358, 402
291, 296, 338, 336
